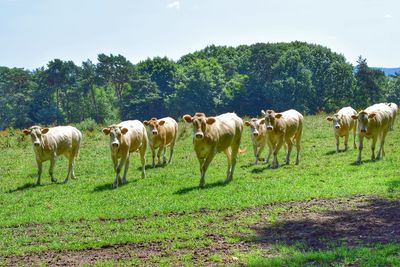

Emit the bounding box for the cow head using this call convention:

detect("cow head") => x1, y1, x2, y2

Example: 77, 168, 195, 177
23, 126, 49, 148
245, 118, 265, 137
102, 125, 129, 149
351, 111, 376, 134
143, 118, 165, 136
263, 110, 282, 131
326, 113, 342, 129
182, 112, 216, 140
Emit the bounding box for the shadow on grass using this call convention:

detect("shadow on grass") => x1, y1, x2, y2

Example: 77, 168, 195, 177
248, 197, 400, 250
350, 159, 376, 166
387, 179, 400, 193
7, 181, 55, 193
92, 180, 137, 192
325, 150, 347, 155
136, 164, 168, 171
251, 166, 269, 173
174, 179, 231, 195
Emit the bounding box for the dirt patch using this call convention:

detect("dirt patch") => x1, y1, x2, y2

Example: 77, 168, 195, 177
2, 195, 400, 266
251, 195, 400, 249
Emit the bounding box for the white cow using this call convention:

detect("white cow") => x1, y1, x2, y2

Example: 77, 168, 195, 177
326, 106, 357, 153
23, 126, 82, 185
244, 118, 272, 164
102, 120, 147, 188
352, 103, 393, 163
385, 102, 398, 130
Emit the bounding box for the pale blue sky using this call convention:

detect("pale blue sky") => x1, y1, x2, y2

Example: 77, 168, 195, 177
1, 0, 398, 69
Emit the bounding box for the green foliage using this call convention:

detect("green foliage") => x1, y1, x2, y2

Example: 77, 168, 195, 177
0, 42, 394, 130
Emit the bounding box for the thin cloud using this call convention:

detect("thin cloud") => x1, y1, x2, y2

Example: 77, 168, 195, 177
167, 1, 180, 9
384, 14, 393, 19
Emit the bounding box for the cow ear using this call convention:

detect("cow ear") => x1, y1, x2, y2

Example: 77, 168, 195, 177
275, 113, 283, 119
158, 120, 165, 126
143, 120, 149, 126
368, 113, 376, 119
351, 115, 358, 120
102, 128, 110, 135
244, 121, 251, 126
41, 128, 49, 134
23, 129, 31, 135
326, 117, 333, 121
259, 118, 265, 124
121, 128, 129, 134
182, 115, 193, 123
206, 117, 216, 125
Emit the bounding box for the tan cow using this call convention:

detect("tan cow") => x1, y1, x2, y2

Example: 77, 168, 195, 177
326, 106, 357, 153
351, 103, 393, 163
23, 126, 82, 185
143, 117, 178, 167
182, 112, 243, 188
244, 118, 272, 164
102, 120, 147, 188
261, 109, 303, 168
385, 102, 398, 130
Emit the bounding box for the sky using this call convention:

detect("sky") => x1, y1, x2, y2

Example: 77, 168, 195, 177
0, 0, 399, 69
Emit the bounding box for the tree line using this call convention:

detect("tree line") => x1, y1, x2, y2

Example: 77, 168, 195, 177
1, 41, 399, 130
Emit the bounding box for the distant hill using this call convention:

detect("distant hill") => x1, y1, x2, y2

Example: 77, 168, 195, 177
372, 67, 400, 76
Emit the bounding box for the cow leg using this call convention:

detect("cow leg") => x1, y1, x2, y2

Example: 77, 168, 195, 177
168, 139, 176, 164
35, 158, 42, 185
162, 145, 167, 164
199, 154, 215, 188
229, 143, 240, 181
377, 131, 388, 159
49, 154, 57, 183
113, 155, 127, 188
272, 138, 284, 169
151, 146, 156, 168
356, 135, 363, 164
344, 133, 349, 151
285, 139, 293, 165
252, 144, 259, 165
353, 124, 357, 149
122, 156, 130, 184
265, 141, 273, 164
140, 145, 146, 179
224, 148, 232, 180
157, 146, 163, 165
371, 136, 378, 161
64, 156, 73, 184
257, 144, 265, 165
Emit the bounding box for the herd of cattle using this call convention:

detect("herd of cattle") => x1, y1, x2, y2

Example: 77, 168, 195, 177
22, 102, 398, 188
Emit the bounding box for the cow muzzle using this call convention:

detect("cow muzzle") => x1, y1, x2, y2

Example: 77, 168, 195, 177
360, 129, 367, 133
112, 142, 119, 148
195, 133, 204, 139
34, 142, 40, 147
266, 126, 273, 131
152, 130, 158, 135
253, 132, 259, 136
335, 125, 340, 129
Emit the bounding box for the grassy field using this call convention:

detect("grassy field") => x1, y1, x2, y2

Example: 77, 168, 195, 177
0, 115, 399, 266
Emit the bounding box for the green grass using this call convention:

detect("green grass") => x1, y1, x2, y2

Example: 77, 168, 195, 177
0, 115, 399, 265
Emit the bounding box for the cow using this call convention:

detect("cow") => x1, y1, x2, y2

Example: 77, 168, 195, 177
385, 102, 398, 130
261, 109, 303, 169
351, 103, 393, 163
244, 118, 272, 165
326, 106, 358, 153
23, 126, 82, 185
102, 120, 147, 188
143, 117, 178, 167
182, 112, 243, 188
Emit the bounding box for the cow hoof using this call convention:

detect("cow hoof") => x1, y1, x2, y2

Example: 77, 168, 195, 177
51, 178, 58, 183
63, 179, 69, 184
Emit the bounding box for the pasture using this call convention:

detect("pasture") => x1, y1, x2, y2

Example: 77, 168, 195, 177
0, 115, 399, 266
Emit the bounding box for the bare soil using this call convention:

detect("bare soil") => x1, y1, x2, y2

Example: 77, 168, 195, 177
2, 195, 400, 266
